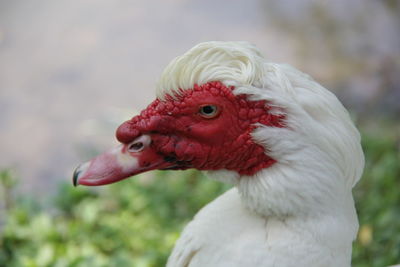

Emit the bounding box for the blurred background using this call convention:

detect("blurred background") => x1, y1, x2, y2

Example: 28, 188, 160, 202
0, 0, 399, 266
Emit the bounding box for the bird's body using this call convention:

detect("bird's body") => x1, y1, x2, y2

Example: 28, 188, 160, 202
168, 188, 337, 267
168, 184, 356, 267
74, 41, 364, 267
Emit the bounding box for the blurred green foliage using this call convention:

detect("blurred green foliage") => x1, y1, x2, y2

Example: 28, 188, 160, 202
0, 128, 399, 267
0, 170, 230, 267
352, 130, 400, 266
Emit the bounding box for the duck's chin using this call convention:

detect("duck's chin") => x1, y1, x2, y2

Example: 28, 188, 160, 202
205, 169, 240, 185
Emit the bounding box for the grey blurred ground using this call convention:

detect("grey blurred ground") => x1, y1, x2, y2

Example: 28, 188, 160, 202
0, 0, 399, 196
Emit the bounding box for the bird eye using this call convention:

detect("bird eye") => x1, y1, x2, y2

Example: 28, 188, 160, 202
199, 105, 219, 118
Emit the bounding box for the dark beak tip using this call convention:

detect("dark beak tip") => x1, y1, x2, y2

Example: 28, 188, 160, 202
73, 165, 81, 187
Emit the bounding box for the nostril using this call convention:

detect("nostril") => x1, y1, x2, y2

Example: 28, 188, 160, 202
128, 142, 144, 152
127, 135, 151, 153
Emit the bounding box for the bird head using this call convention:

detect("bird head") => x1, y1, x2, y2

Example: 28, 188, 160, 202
73, 42, 284, 186
73, 41, 364, 217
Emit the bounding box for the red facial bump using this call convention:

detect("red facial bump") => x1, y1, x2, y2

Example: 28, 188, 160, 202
116, 81, 284, 176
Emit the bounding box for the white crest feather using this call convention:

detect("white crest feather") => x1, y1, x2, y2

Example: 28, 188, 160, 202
156, 41, 266, 99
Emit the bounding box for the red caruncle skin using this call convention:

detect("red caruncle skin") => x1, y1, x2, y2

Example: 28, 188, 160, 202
116, 81, 284, 176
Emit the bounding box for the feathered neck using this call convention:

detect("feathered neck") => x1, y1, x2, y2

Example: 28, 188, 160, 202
158, 40, 364, 219
207, 63, 364, 218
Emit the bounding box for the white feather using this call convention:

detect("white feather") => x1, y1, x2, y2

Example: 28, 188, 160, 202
160, 41, 364, 267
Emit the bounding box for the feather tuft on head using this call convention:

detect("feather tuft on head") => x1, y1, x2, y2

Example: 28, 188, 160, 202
156, 41, 266, 99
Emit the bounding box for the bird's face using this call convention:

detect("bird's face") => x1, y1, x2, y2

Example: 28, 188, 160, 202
74, 82, 283, 186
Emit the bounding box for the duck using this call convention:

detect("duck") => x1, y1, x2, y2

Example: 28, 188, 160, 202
73, 41, 364, 267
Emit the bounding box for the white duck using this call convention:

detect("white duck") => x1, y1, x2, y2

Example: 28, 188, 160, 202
73, 41, 364, 267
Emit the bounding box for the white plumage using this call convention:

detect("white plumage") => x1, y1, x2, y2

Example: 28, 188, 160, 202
160, 42, 365, 267
74, 41, 365, 267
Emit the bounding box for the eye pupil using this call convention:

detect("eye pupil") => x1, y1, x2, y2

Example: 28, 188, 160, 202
199, 105, 219, 118
202, 105, 215, 114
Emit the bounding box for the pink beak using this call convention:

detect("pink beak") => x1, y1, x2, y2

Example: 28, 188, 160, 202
73, 135, 173, 186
